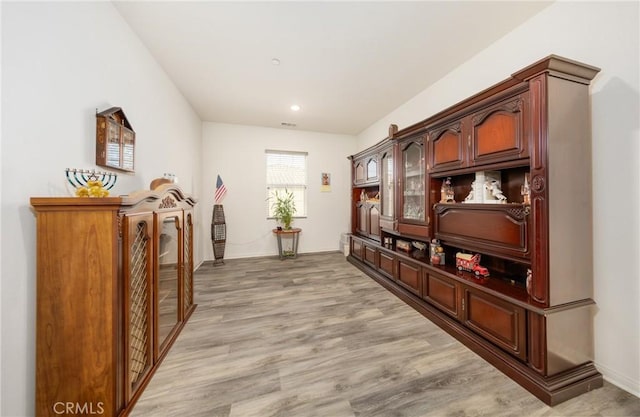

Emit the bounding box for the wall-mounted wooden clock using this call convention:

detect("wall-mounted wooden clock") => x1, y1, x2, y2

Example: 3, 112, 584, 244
96, 107, 135, 172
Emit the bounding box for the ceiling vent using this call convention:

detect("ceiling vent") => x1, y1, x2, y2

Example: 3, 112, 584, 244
281, 122, 297, 127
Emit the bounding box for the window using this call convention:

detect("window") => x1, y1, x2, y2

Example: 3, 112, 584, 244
266, 150, 307, 218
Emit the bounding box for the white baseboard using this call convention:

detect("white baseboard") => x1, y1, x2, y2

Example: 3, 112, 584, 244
596, 361, 640, 398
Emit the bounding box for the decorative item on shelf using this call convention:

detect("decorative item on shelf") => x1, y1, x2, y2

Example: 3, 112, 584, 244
65, 168, 117, 197
150, 173, 178, 190
485, 180, 507, 203
431, 252, 441, 265
360, 189, 367, 202
521, 173, 531, 205
463, 171, 502, 203
429, 239, 440, 259
412, 241, 427, 251
440, 177, 455, 203
430, 244, 445, 265
455, 252, 490, 277
526, 268, 533, 295
396, 240, 411, 252
464, 180, 481, 203
436, 246, 445, 265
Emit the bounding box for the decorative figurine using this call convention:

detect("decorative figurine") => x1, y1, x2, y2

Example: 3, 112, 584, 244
436, 246, 445, 265
456, 252, 490, 277
485, 180, 507, 203
464, 181, 480, 203
440, 177, 455, 203
430, 239, 440, 258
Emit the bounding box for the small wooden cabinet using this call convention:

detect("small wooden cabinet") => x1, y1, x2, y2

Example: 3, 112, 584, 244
356, 201, 381, 241
32, 185, 197, 417
353, 155, 378, 185
428, 90, 529, 173
96, 107, 136, 172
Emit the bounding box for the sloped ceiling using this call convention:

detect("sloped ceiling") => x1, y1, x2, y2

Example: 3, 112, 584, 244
114, 1, 552, 135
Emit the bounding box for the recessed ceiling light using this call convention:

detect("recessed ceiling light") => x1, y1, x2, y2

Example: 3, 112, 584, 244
290, 104, 301, 112
271, 58, 280, 66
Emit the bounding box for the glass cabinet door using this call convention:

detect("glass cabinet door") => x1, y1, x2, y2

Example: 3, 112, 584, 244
402, 141, 425, 222
156, 213, 182, 357
381, 150, 394, 218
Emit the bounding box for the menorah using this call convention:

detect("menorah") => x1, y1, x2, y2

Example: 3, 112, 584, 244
65, 168, 117, 190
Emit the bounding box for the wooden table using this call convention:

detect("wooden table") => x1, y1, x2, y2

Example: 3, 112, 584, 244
272, 228, 301, 259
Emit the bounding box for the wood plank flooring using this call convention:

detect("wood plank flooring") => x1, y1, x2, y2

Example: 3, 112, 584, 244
131, 252, 640, 417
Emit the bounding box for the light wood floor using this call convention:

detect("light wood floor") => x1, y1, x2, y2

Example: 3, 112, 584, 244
131, 252, 640, 417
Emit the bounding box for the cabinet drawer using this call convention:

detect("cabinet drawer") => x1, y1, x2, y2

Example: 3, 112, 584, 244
470, 93, 529, 165
397, 259, 421, 295
463, 287, 526, 360
364, 245, 376, 266
422, 272, 461, 320
351, 238, 363, 260
434, 203, 529, 260
377, 251, 395, 279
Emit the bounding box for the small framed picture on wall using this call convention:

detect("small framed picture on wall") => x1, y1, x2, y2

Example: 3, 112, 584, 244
321, 172, 331, 192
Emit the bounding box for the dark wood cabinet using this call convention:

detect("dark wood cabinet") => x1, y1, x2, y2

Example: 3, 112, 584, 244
462, 286, 527, 361
356, 202, 380, 241
31, 185, 197, 417
363, 243, 377, 267
379, 146, 396, 231
398, 135, 429, 237
470, 92, 529, 165
377, 249, 396, 279
428, 120, 466, 172
428, 90, 529, 173
348, 55, 602, 406
434, 203, 530, 261
422, 271, 462, 320
351, 237, 364, 261
353, 155, 378, 185
397, 258, 421, 295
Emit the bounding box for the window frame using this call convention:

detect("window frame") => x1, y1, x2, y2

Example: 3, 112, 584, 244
265, 149, 308, 219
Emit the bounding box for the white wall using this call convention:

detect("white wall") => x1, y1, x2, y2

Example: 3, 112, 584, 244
358, 1, 640, 397
1, 3, 203, 415
202, 122, 356, 259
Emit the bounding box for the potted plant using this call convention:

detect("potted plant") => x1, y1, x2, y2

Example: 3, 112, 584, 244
271, 189, 296, 230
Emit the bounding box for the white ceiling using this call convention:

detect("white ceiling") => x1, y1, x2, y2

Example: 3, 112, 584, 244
114, 1, 552, 135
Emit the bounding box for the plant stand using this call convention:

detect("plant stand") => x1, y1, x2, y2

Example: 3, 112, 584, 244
272, 228, 301, 260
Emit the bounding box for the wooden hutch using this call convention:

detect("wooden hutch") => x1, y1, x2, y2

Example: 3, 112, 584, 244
348, 55, 602, 405
31, 184, 197, 416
